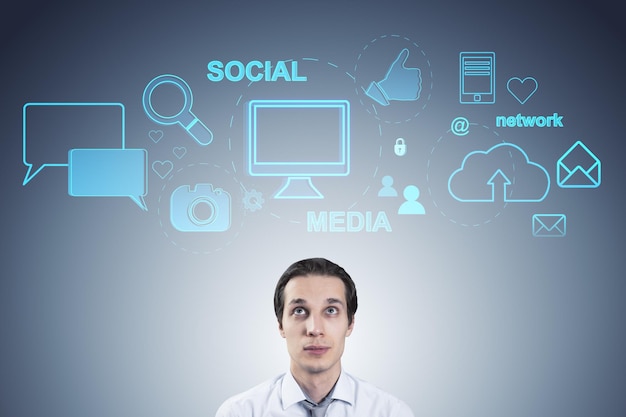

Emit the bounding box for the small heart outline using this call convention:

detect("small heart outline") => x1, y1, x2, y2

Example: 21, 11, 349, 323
506, 77, 538, 105
149, 130, 164, 143
173, 146, 187, 159
151, 160, 173, 179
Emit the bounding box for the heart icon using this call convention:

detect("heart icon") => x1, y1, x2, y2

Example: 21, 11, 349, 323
506, 77, 538, 104
173, 146, 187, 159
148, 130, 164, 143
151, 160, 173, 179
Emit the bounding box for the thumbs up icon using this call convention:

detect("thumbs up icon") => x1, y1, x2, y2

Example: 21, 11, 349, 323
365, 48, 422, 106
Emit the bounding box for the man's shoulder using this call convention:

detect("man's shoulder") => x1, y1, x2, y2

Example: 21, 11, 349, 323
215, 373, 285, 417
341, 371, 415, 417
342, 370, 398, 398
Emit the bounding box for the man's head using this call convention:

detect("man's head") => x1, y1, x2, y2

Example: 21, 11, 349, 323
274, 258, 358, 328
274, 258, 358, 378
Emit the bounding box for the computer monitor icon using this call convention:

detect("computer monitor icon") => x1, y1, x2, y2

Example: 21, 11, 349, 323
247, 99, 350, 199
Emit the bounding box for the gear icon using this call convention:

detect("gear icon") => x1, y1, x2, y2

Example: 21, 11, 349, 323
243, 189, 265, 212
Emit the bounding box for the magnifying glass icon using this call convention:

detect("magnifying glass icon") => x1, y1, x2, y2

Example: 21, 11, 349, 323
142, 74, 213, 146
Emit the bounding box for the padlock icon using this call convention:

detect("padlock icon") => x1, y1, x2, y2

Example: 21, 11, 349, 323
394, 138, 407, 156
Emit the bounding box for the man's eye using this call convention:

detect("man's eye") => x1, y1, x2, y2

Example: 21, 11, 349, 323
326, 307, 338, 315
293, 307, 307, 316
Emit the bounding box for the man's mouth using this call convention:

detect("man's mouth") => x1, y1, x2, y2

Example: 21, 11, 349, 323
304, 345, 330, 355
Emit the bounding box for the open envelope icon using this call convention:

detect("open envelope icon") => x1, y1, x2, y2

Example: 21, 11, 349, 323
532, 214, 566, 237
557, 140, 601, 188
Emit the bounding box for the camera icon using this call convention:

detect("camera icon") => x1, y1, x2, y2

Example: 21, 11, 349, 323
170, 183, 231, 232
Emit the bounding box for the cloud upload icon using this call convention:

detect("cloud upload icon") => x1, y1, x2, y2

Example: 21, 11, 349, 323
448, 142, 550, 203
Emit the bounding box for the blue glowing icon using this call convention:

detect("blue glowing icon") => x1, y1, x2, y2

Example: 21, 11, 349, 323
22, 102, 125, 185
378, 175, 398, 197
532, 214, 566, 237
247, 99, 350, 199
23, 102, 148, 211
460, 52, 495, 104
170, 184, 231, 232
448, 142, 550, 203
242, 189, 265, 212
507, 77, 538, 104
143, 74, 213, 146
557, 140, 601, 188
173, 146, 187, 159
148, 129, 164, 143
394, 138, 407, 156
69, 148, 148, 210
451, 116, 470, 136
152, 160, 174, 179
398, 185, 426, 215
365, 49, 422, 106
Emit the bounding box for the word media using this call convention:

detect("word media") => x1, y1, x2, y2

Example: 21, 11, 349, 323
307, 211, 392, 233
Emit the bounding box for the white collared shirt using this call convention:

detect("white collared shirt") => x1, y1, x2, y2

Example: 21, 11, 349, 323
215, 370, 415, 417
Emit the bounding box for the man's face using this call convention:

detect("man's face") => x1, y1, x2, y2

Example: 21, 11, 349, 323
279, 274, 354, 378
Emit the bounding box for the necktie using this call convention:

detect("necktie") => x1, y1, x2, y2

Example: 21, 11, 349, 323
302, 398, 333, 417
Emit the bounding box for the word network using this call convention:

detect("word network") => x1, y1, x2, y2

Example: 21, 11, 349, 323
496, 112, 564, 128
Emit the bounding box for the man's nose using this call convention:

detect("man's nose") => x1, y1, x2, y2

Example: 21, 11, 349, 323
306, 314, 324, 336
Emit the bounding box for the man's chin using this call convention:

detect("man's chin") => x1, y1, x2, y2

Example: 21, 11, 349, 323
304, 365, 329, 374
299, 359, 337, 375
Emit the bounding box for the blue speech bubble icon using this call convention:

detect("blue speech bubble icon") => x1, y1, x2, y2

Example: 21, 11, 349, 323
68, 148, 148, 210
22, 103, 126, 185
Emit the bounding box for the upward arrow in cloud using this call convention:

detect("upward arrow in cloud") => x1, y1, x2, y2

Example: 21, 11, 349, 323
487, 169, 511, 202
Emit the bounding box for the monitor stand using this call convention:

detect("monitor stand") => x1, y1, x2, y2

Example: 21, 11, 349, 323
274, 177, 323, 199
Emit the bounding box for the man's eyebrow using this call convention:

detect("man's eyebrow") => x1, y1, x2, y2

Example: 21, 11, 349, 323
287, 298, 345, 306
326, 298, 345, 306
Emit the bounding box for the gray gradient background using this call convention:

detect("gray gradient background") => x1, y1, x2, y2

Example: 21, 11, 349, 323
1, 1, 625, 416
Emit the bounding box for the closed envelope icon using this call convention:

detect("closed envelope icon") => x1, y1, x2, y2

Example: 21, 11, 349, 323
557, 140, 601, 188
532, 214, 566, 237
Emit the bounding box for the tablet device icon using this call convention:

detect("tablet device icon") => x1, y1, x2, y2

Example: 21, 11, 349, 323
460, 52, 495, 104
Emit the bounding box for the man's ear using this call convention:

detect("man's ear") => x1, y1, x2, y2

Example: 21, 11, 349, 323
345, 315, 355, 337
278, 320, 285, 338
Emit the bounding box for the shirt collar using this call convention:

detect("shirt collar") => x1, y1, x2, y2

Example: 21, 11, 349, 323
331, 369, 355, 405
281, 369, 355, 410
